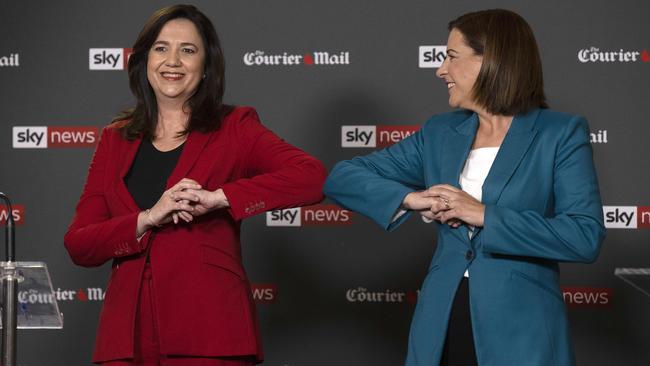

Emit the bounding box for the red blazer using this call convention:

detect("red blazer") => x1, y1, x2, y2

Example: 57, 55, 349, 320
64, 106, 326, 363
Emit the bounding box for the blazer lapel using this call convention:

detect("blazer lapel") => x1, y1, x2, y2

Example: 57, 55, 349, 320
481, 109, 540, 205
472, 109, 540, 239
166, 130, 214, 189
115, 137, 143, 212
440, 113, 478, 243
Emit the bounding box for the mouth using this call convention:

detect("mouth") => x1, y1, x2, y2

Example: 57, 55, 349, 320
161, 72, 185, 81
446, 82, 455, 90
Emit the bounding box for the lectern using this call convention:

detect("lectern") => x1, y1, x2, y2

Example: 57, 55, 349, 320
1, 192, 63, 366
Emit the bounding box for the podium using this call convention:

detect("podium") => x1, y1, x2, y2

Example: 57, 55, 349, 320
614, 267, 650, 298
0, 262, 63, 329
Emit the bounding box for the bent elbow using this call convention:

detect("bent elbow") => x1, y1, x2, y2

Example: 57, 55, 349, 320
323, 161, 348, 198
575, 223, 606, 263
63, 231, 103, 268
576, 243, 600, 264
305, 159, 328, 204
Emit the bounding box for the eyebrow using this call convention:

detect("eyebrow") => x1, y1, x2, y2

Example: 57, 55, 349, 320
152, 40, 199, 48
447, 49, 459, 54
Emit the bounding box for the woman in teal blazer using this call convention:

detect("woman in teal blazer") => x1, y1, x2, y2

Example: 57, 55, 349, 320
324, 9, 605, 366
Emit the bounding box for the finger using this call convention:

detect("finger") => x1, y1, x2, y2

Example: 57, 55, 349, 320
447, 218, 461, 227
182, 188, 206, 202
430, 198, 451, 213
423, 186, 457, 199
178, 211, 193, 222
175, 201, 194, 211
173, 180, 202, 191
419, 210, 436, 220
439, 209, 458, 224
431, 184, 462, 192
179, 178, 200, 185
170, 191, 200, 202
172, 212, 178, 224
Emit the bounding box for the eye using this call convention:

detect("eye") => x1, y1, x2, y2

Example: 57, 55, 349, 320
182, 48, 196, 54
153, 46, 167, 52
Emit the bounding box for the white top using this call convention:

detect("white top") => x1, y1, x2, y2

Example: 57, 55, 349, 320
460, 147, 499, 277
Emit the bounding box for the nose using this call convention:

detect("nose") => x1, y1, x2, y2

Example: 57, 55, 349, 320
436, 56, 449, 78
165, 48, 181, 67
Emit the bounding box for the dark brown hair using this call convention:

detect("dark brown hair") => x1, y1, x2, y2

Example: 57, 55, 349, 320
113, 4, 231, 139
449, 9, 548, 115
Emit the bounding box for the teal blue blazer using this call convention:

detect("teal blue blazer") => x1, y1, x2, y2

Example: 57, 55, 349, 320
324, 108, 606, 366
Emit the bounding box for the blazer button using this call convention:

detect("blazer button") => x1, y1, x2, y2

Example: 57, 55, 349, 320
465, 250, 474, 261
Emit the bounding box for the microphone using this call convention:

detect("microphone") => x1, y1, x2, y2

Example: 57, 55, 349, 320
0, 192, 15, 262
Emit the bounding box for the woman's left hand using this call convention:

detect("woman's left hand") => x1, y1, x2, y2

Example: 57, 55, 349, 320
181, 188, 230, 216
424, 184, 485, 227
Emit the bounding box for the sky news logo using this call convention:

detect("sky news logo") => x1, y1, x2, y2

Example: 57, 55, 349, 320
0, 204, 23, 225
266, 204, 352, 227
578, 47, 650, 63
89, 48, 132, 70
243, 50, 350, 66
12, 126, 99, 148
341, 125, 420, 148
419, 45, 447, 68
603, 206, 650, 229
251, 284, 278, 304
562, 287, 611, 307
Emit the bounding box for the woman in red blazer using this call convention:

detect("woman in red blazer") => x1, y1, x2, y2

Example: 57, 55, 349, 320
64, 5, 326, 365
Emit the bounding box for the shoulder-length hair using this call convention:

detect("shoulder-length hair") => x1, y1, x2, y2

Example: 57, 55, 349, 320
449, 9, 548, 115
114, 4, 231, 140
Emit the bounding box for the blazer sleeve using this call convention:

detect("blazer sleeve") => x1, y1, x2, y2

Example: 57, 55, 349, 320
323, 127, 426, 231
64, 127, 150, 267
220, 110, 327, 220
481, 116, 606, 263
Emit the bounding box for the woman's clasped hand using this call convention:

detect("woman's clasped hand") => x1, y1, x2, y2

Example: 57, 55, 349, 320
402, 184, 486, 228
141, 178, 229, 230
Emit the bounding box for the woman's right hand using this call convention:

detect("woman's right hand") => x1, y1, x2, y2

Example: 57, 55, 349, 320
402, 190, 463, 228
136, 178, 202, 237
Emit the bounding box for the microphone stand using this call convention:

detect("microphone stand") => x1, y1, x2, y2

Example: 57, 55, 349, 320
0, 192, 17, 366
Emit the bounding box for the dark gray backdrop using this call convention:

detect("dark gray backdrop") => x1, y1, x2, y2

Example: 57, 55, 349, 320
1, 0, 649, 365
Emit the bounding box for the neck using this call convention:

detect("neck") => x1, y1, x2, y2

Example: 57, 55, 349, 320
475, 108, 513, 132
155, 99, 190, 140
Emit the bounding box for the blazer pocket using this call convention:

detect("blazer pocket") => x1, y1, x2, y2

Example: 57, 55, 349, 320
511, 269, 564, 304
200, 244, 245, 280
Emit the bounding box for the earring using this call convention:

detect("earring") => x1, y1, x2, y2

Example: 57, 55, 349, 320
202, 73, 206, 79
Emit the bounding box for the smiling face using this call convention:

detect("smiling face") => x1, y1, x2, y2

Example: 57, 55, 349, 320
147, 18, 205, 105
436, 28, 484, 111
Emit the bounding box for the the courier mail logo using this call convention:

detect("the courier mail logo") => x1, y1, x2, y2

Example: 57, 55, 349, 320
266, 204, 352, 227
89, 48, 132, 70
13, 126, 99, 148
341, 125, 420, 148
603, 206, 650, 229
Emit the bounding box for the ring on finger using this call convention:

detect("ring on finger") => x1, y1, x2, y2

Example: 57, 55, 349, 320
442, 198, 450, 208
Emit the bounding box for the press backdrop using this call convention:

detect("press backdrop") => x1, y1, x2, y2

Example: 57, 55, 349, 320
1, 0, 649, 365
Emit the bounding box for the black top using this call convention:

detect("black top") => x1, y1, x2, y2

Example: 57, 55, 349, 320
124, 139, 185, 210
